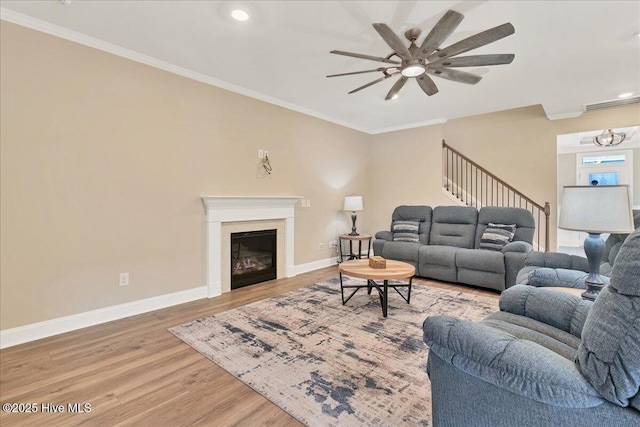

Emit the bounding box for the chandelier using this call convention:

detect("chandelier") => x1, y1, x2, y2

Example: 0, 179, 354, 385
593, 129, 626, 147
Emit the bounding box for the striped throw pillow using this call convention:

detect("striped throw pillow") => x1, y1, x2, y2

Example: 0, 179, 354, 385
392, 220, 420, 242
479, 223, 516, 251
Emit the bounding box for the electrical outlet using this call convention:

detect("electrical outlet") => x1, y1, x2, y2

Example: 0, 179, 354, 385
119, 272, 130, 287
318, 242, 323, 250
307, 199, 311, 208
258, 149, 264, 159
329, 240, 338, 248
264, 150, 269, 159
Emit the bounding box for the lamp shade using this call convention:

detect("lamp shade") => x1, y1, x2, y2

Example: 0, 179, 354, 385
344, 195, 363, 211
558, 185, 633, 234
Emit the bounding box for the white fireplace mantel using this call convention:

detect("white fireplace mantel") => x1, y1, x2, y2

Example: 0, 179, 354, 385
201, 196, 302, 297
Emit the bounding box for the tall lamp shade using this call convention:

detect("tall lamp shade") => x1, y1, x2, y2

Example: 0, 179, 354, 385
558, 185, 633, 300
344, 195, 364, 236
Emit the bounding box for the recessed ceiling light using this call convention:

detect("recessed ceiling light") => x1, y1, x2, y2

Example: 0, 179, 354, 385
618, 92, 634, 99
231, 9, 250, 22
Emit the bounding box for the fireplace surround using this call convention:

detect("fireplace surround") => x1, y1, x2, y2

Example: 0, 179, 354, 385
201, 196, 302, 297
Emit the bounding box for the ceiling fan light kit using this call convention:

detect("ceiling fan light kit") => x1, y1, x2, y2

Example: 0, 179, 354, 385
593, 129, 626, 147
401, 63, 426, 77
328, 10, 515, 100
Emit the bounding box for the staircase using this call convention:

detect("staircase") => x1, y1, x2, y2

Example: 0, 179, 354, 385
442, 140, 550, 251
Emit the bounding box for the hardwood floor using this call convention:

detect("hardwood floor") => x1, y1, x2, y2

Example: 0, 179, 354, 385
0, 266, 498, 426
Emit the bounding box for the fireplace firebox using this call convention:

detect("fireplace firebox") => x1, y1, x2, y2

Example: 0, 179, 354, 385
231, 229, 277, 289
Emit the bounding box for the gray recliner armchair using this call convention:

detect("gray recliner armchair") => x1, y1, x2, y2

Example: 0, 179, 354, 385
422, 228, 640, 426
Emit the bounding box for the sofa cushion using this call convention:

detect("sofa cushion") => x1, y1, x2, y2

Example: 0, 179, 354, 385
482, 312, 580, 361
499, 285, 592, 338
456, 248, 505, 290
479, 223, 516, 251
391, 220, 420, 242
418, 245, 459, 282
430, 206, 478, 248
576, 229, 640, 407
391, 205, 432, 245
475, 207, 535, 248
456, 248, 505, 273
380, 241, 421, 263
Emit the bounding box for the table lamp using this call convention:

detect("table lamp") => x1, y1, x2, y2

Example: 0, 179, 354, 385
558, 185, 633, 300
344, 195, 364, 236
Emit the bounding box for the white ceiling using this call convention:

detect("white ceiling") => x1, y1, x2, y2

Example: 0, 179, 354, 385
1, 1, 639, 134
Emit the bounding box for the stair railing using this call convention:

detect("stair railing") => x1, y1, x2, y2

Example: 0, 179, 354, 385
442, 140, 550, 251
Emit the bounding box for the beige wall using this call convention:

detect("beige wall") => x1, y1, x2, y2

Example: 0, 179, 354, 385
2, 21, 639, 331
0, 22, 371, 329
369, 125, 451, 233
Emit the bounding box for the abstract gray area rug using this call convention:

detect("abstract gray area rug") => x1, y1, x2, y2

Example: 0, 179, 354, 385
169, 277, 498, 426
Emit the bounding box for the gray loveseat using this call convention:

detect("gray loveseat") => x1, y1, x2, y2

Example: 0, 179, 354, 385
373, 205, 536, 291
516, 210, 640, 288
422, 228, 640, 426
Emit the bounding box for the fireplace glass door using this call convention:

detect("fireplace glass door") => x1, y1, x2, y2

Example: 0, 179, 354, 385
231, 229, 277, 289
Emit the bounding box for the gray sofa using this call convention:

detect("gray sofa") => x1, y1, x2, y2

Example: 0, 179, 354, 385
373, 205, 536, 291
516, 210, 640, 288
423, 228, 640, 426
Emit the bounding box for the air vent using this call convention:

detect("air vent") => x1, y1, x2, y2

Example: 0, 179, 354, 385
585, 97, 640, 111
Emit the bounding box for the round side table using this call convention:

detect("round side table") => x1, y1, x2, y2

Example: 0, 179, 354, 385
338, 234, 372, 262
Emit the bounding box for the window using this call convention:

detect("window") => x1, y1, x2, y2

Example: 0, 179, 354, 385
582, 154, 626, 165
588, 172, 619, 186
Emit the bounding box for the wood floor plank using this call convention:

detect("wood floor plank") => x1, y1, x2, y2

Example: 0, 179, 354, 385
0, 266, 498, 426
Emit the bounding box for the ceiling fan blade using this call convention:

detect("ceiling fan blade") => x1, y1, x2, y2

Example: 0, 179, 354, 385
427, 23, 515, 62
327, 67, 391, 78
348, 73, 396, 94
372, 23, 412, 61
429, 54, 514, 68
385, 76, 408, 100
416, 74, 439, 96
426, 67, 482, 84
417, 10, 464, 58
330, 50, 401, 65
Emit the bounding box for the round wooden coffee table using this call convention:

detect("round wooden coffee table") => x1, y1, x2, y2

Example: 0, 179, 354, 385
338, 259, 415, 317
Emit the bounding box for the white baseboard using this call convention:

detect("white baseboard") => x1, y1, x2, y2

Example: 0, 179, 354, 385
294, 256, 339, 275
0, 258, 339, 349
0, 286, 208, 349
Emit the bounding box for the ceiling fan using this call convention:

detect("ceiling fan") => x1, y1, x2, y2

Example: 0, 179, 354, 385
327, 10, 515, 100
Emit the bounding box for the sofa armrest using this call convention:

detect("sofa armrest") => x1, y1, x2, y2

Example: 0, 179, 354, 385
526, 267, 611, 289
499, 285, 592, 337
423, 315, 604, 408
525, 251, 589, 272
502, 241, 532, 253
504, 252, 526, 288
375, 230, 393, 241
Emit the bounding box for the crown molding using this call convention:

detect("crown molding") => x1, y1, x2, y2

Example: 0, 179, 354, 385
0, 8, 371, 134
370, 117, 448, 135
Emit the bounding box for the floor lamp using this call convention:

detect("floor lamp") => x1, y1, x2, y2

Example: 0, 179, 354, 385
558, 185, 634, 300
